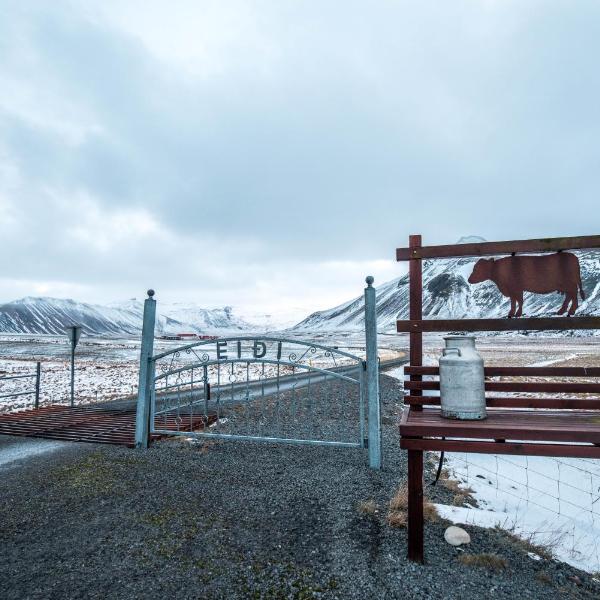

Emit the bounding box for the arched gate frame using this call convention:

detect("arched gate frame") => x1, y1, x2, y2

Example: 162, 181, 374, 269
135, 280, 381, 468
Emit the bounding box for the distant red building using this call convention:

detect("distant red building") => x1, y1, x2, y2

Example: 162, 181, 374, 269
158, 333, 219, 341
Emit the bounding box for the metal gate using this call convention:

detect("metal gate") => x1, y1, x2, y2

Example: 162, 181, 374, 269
135, 278, 381, 468
149, 337, 365, 448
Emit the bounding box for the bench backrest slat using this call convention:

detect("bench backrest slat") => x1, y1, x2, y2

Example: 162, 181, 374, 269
404, 365, 600, 409
404, 380, 600, 393
404, 395, 600, 410
405, 366, 600, 377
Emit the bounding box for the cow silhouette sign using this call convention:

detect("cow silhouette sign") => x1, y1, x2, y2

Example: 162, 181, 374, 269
468, 252, 585, 318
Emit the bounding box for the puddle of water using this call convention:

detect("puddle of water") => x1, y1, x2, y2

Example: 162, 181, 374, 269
0, 437, 67, 468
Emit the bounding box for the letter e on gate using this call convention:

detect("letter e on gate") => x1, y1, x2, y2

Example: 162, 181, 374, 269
217, 341, 228, 360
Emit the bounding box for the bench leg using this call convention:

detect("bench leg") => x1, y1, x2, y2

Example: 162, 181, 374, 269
408, 449, 424, 563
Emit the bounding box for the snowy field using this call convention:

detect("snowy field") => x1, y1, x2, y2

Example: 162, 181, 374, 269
0, 332, 402, 411
391, 336, 600, 574
0, 335, 144, 410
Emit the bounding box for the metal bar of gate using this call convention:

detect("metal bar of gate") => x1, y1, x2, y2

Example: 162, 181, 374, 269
150, 429, 363, 448
359, 362, 366, 448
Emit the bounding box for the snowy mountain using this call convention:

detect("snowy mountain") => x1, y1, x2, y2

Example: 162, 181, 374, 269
293, 245, 600, 333
0, 297, 253, 336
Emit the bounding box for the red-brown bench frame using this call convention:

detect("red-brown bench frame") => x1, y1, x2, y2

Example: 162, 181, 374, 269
397, 234, 600, 563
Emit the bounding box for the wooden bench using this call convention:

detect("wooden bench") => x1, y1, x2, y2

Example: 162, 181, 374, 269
396, 234, 600, 563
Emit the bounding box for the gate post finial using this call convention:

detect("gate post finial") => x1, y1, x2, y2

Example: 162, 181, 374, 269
135, 289, 157, 449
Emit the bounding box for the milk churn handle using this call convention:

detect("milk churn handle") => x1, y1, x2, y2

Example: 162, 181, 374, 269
442, 348, 461, 357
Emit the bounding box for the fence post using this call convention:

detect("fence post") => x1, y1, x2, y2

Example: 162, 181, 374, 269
135, 290, 157, 449
70, 342, 75, 407
35, 362, 41, 409
364, 276, 381, 469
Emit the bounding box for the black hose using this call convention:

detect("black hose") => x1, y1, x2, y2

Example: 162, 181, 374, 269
431, 444, 445, 486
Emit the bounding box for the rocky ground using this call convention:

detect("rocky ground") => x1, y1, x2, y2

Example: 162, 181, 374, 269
1, 375, 599, 599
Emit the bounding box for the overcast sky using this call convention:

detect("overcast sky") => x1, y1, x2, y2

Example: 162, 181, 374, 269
1, 1, 599, 321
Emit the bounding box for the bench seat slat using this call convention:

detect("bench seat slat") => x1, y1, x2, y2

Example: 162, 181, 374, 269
400, 407, 600, 444
400, 437, 600, 459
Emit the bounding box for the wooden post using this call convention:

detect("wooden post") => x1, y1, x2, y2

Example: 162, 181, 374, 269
408, 234, 424, 562
409, 234, 423, 384
408, 449, 424, 563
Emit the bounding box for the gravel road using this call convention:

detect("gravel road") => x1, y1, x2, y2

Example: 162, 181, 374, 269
1, 374, 598, 599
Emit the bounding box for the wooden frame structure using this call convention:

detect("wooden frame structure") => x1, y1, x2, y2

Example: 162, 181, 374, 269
397, 234, 600, 563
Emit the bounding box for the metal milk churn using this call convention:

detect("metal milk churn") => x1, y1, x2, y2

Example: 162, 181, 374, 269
439, 336, 486, 420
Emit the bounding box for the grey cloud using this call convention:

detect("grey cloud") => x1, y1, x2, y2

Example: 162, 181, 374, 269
1, 0, 600, 311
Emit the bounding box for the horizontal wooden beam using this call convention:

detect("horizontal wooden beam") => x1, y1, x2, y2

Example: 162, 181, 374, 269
400, 438, 600, 459
396, 235, 600, 261
405, 380, 600, 393
405, 366, 600, 377
396, 316, 600, 333
401, 423, 600, 444
403, 395, 600, 410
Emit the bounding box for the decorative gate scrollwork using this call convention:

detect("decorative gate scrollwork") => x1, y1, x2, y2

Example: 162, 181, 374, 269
149, 337, 366, 448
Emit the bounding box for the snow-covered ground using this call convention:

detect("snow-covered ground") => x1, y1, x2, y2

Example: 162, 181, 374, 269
0, 332, 400, 411
436, 453, 600, 573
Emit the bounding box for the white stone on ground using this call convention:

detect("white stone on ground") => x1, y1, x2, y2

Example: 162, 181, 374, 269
444, 526, 471, 546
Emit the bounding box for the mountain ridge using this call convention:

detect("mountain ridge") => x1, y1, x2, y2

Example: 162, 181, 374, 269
293, 249, 600, 333
0, 296, 254, 336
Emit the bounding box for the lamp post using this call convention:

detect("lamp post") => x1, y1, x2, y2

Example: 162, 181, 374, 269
65, 325, 82, 407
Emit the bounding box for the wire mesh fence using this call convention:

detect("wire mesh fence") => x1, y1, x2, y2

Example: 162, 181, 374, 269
445, 451, 600, 572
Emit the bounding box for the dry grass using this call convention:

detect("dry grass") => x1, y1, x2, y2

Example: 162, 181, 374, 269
357, 499, 379, 515
387, 510, 407, 528
458, 553, 508, 570
441, 478, 475, 507
440, 478, 460, 493
423, 500, 439, 522
496, 527, 555, 561
536, 571, 552, 585
389, 487, 409, 512
387, 485, 439, 528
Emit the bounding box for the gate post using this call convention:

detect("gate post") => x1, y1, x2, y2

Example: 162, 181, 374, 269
135, 289, 157, 449
364, 276, 381, 469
